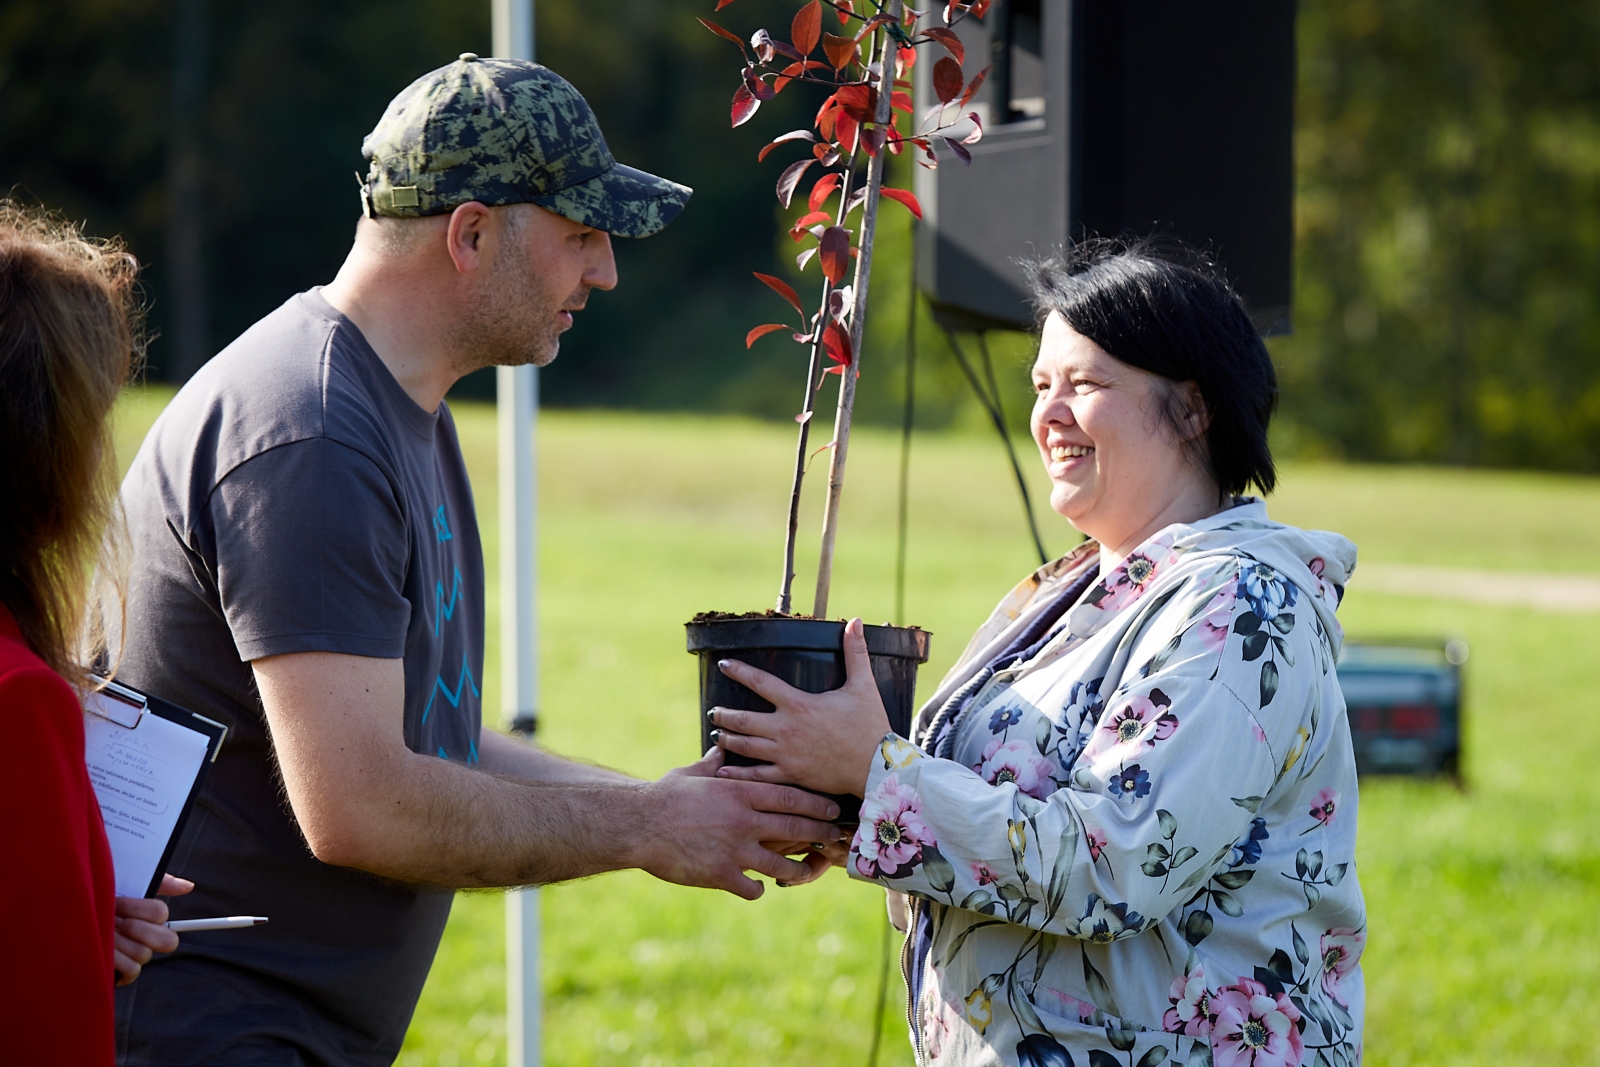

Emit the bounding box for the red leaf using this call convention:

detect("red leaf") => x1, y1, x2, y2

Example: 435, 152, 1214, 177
753, 272, 805, 317
792, 0, 823, 54
854, 13, 897, 42
808, 172, 842, 212
942, 135, 972, 164
731, 83, 760, 127
746, 323, 790, 348
716, 0, 737, 8
819, 225, 851, 283
749, 28, 776, 64
834, 84, 876, 119
797, 245, 819, 270
920, 27, 964, 65
862, 124, 887, 158
758, 129, 817, 163
776, 158, 815, 207
932, 57, 963, 104
970, 0, 993, 17
822, 33, 858, 70
697, 17, 746, 46
891, 90, 913, 113
789, 209, 833, 240
835, 0, 854, 25
823, 320, 854, 366
959, 64, 992, 109
881, 187, 923, 219
834, 110, 859, 154
960, 111, 985, 144
813, 143, 841, 165
895, 46, 917, 78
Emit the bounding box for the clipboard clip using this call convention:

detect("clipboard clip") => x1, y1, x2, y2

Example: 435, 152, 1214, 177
85, 676, 149, 730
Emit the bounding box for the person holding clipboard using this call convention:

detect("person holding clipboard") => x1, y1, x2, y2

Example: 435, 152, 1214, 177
0, 203, 195, 1063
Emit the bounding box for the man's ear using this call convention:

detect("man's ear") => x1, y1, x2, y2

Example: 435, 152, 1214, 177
444, 201, 494, 276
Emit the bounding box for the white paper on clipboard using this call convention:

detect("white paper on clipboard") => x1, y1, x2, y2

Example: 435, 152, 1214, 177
83, 691, 211, 898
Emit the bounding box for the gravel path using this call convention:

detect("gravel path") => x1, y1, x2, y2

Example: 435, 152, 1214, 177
1355, 563, 1600, 614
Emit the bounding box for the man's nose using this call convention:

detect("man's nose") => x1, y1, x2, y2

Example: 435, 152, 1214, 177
586, 231, 618, 291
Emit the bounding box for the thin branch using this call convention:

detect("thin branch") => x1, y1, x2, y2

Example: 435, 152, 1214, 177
894, 234, 918, 626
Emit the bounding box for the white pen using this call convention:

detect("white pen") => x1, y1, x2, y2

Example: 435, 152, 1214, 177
166, 916, 269, 932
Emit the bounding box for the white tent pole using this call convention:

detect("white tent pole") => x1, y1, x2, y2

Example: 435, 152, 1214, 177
493, 6, 537, 1067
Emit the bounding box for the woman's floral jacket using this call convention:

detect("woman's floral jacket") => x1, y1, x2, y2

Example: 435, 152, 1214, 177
848, 501, 1365, 1067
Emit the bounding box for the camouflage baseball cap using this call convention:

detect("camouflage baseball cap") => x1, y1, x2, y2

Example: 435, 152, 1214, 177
360, 55, 691, 238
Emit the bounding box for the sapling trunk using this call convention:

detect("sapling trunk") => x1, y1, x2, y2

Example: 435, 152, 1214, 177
723, 0, 981, 615
776, 148, 861, 613
813, 6, 898, 619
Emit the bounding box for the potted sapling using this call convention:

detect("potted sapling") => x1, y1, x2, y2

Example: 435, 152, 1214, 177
684, 0, 993, 814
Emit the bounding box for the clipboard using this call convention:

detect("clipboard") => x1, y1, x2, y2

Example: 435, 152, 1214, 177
83, 678, 227, 898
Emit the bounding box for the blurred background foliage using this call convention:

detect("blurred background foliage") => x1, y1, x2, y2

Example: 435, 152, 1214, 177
5, 0, 1600, 466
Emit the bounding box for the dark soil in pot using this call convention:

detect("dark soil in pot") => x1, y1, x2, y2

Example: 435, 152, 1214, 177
685, 615, 931, 822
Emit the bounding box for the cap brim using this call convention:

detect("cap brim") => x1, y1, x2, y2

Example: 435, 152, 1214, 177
532, 162, 692, 239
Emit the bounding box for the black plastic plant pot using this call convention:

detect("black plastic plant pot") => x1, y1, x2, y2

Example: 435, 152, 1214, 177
685, 616, 932, 822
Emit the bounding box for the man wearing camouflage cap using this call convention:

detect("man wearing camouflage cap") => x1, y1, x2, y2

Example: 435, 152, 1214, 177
112, 56, 841, 1066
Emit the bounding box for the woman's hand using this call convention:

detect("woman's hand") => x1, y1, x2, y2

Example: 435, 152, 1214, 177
710, 617, 892, 798
761, 839, 850, 887
113, 873, 194, 986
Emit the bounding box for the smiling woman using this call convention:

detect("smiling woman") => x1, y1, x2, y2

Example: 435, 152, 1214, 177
711, 239, 1366, 1067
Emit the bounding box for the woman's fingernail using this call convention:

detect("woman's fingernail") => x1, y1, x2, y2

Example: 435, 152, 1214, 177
776, 880, 792, 888
709, 729, 722, 743
826, 804, 841, 819
705, 707, 718, 722
718, 659, 732, 670
810, 843, 826, 850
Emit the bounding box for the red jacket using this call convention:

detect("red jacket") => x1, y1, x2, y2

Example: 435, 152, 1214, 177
0, 604, 115, 1065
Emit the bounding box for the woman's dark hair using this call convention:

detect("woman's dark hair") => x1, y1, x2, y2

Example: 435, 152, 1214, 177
0, 201, 141, 686
1021, 236, 1277, 497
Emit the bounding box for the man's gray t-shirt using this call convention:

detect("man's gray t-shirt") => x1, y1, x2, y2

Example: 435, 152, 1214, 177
112, 290, 485, 1066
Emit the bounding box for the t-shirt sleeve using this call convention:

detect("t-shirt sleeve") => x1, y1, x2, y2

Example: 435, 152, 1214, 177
208, 437, 411, 662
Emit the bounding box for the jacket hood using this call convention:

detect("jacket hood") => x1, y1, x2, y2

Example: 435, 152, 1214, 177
1146, 497, 1357, 655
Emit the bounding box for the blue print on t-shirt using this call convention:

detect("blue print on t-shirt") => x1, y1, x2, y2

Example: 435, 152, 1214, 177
421, 652, 480, 725
434, 505, 453, 544
434, 567, 461, 636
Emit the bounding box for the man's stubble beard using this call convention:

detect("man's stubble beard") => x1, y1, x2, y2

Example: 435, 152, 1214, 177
452, 228, 581, 374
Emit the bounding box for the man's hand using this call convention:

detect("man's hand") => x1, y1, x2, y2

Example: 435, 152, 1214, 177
252, 651, 841, 892
113, 874, 193, 985
632, 749, 845, 900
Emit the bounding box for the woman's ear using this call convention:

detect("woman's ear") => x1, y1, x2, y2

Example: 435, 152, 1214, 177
1178, 381, 1211, 442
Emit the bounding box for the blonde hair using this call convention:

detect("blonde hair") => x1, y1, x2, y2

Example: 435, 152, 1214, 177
0, 201, 141, 686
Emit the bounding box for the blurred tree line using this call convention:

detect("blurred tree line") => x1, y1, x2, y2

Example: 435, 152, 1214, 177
4, 0, 1600, 470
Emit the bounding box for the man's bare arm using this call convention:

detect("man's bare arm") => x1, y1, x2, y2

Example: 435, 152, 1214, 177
476, 727, 635, 785
253, 651, 841, 897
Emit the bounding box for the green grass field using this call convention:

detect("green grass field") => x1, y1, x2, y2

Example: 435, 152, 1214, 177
113, 386, 1600, 1066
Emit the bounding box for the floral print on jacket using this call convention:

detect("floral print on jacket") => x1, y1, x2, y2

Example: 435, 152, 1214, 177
849, 501, 1365, 1067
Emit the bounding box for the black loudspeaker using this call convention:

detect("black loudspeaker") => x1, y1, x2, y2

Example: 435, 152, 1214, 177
913, 0, 1296, 333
